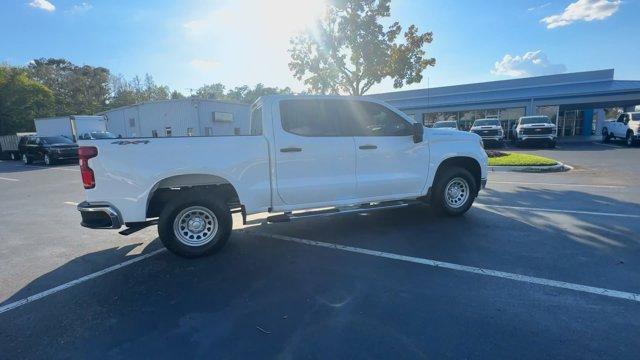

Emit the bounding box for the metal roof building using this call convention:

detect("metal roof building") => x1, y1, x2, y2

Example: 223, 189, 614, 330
98, 99, 250, 138
370, 69, 640, 138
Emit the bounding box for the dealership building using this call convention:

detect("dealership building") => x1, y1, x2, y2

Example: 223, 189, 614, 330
371, 69, 640, 139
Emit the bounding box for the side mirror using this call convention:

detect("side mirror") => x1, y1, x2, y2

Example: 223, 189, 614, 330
412, 122, 424, 143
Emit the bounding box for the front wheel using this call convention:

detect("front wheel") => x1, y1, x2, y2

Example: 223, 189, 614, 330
626, 132, 636, 147
44, 154, 54, 166
432, 167, 477, 216
22, 154, 31, 165
158, 197, 232, 258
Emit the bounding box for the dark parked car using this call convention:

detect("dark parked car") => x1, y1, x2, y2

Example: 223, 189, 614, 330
18, 135, 79, 166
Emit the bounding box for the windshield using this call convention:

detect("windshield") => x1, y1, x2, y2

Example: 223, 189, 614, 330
520, 116, 551, 125
90, 131, 117, 139
41, 136, 74, 144
433, 121, 457, 128
473, 119, 500, 127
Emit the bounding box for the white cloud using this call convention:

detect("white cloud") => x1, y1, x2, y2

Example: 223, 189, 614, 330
29, 0, 55, 12
189, 59, 221, 71
541, 0, 620, 29
528, 2, 552, 11
491, 50, 567, 77
67, 2, 93, 15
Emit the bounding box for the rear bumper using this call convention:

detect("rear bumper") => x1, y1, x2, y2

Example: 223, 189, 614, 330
77, 201, 122, 229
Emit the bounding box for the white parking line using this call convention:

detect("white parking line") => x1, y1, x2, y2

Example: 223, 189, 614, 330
0, 176, 19, 182
249, 231, 640, 303
490, 181, 625, 189
0, 248, 166, 315
476, 204, 640, 218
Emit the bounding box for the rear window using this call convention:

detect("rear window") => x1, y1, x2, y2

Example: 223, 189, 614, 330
433, 121, 457, 128
280, 100, 340, 136
41, 136, 74, 144
520, 116, 551, 125
474, 119, 500, 126
251, 106, 263, 135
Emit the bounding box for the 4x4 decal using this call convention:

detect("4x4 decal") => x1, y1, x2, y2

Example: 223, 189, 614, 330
111, 140, 150, 145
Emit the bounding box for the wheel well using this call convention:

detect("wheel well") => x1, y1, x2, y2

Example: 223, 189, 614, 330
434, 157, 482, 192
146, 175, 241, 218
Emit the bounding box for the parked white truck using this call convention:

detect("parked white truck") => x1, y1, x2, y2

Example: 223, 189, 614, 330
77, 96, 488, 258
601, 112, 640, 146
34, 115, 107, 142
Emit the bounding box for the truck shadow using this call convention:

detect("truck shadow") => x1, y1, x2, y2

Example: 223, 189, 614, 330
0, 161, 79, 174
3, 186, 639, 315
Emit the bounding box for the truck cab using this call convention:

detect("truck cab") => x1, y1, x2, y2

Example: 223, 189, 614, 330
602, 112, 640, 146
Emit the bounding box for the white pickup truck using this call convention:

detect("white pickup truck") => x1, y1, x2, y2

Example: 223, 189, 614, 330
601, 112, 640, 146
77, 96, 488, 257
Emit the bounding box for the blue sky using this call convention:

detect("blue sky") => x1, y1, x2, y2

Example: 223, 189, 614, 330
1, 0, 638, 94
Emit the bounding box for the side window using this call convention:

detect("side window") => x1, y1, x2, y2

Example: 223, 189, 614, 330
165, 127, 172, 137
280, 100, 340, 136
251, 106, 263, 135
617, 114, 625, 123
27, 138, 36, 145
346, 101, 413, 136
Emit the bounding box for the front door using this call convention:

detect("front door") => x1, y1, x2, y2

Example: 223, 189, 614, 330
342, 100, 430, 199
273, 99, 357, 206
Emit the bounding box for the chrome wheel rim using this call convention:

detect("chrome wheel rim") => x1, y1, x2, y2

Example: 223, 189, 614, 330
445, 177, 470, 208
44, 154, 50, 165
173, 206, 218, 247
22, 154, 27, 164
10, 153, 15, 160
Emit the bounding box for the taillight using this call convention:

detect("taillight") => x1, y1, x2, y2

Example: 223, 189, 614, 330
78, 146, 98, 189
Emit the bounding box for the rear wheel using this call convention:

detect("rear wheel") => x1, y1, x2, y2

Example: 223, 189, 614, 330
158, 197, 232, 258
10, 152, 16, 161
602, 128, 610, 143
432, 167, 477, 216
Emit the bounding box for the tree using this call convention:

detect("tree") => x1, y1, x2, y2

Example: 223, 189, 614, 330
288, 0, 435, 95
27, 58, 110, 114
226, 83, 293, 104
0, 66, 54, 135
194, 83, 227, 100
108, 73, 172, 109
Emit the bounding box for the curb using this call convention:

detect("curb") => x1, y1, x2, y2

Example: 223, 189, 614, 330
489, 162, 572, 173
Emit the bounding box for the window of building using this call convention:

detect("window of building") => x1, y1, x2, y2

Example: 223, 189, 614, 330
129, 118, 136, 127
213, 112, 234, 122
152, 130, 158, 138
187, 128, 194, 136
251, 106, 263, 135
165, 127, 172, 137
204, 127, 212, 136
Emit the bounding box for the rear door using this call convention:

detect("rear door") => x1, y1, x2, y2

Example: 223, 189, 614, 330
273, 99, 357, 206
344, 100, 430, 199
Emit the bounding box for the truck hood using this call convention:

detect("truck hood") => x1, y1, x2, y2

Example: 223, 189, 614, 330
429, 128, 479, 141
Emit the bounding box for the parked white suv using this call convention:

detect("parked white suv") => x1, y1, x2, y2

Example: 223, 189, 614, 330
513, 116, 557, 148
76, 96, 488, 258
602, 112, 640, 146
470, 118, 504, 147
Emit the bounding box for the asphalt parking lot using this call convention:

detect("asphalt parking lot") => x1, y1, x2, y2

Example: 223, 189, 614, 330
1, 141, 639, 359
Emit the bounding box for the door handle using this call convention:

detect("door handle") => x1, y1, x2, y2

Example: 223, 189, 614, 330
280, 147, 302, 153
359, 144, 377, 150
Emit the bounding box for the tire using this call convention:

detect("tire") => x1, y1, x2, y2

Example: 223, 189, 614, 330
158, 197, 232, 258
602, 128, 610, 143
44, 154, 54, 166
22, 153, 31, 165
626, 132, 635, 147
432, 166, 477, 216
548, 140, 556, 149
